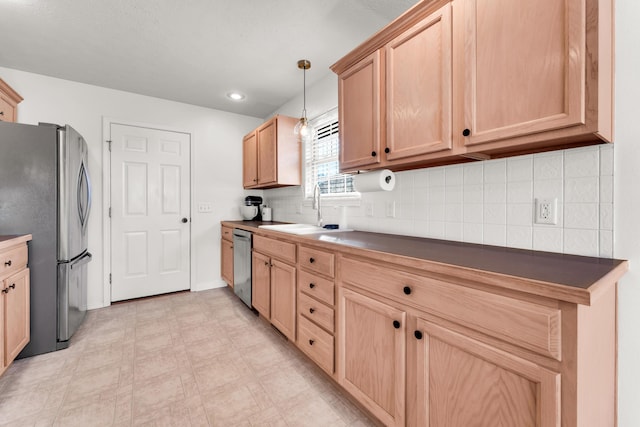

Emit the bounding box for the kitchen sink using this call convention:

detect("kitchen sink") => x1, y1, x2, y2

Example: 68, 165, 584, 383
258, 223, 350, 235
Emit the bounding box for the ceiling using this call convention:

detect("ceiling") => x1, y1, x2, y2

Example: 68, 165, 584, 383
0, 0, 419, 118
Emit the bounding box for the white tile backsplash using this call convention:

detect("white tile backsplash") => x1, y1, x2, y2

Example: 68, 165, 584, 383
264, 145, 614, 258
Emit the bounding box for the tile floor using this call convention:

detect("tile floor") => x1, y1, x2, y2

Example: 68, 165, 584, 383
0, 287, 376, 426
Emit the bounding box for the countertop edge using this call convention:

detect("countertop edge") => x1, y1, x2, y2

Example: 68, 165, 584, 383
221, 221, 626, 305
0, 234, 33, 252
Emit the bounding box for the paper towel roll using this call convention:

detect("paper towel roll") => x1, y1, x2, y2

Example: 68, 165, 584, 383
353, 169, 396, 192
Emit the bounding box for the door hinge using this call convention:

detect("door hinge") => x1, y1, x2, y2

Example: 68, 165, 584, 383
106, 140, 112, 151
109, 273, 112, 284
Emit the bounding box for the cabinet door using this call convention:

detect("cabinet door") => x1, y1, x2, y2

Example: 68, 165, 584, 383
270, 260, 296, 341
257, 118, 277, 185
386, 3, 452, 161
458, 0, 585, 148
252, 252, 271, 318
242, 131, 258, 188
338, 51, 382, 172
338, 288, 406, 427
414, 317, 560, 427
220, 238, 234, 287
4, 268, 30, 365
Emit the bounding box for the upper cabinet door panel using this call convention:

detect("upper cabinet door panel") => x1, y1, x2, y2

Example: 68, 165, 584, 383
461, 0, 585, 146
339, 51, 382, 171
242, 132, 258, 188
386, 3, 453, 160
257, 119, 277, 185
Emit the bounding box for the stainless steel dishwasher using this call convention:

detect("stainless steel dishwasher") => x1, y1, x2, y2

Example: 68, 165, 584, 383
232, 229, 252, 308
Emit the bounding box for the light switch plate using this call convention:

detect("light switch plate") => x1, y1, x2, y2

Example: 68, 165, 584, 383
198, 202, 213, 213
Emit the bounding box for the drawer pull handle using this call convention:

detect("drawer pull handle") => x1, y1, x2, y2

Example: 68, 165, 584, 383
309, 283, 315, 289
462, 128, 471, 137
393, 320, 401, 329
1, 288, 7, 294
414, 330, 423, 340
9, 283, 15, 290
309, 308, 315, 314
309, 339, 315, 346
264, 261, 269, 266
4, 260, 11, 267
403, 286, 412, 295
309, 257, 315, 264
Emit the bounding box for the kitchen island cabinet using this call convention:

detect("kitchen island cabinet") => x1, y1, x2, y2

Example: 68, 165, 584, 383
242, 115, 301, 189
221, 221, 626, 426
332, 0, 613, 171
0, 235, 31, 377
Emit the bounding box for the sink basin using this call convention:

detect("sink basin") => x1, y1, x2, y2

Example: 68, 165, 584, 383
258, 223, 350, 235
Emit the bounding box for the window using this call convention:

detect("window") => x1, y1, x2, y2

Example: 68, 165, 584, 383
304, 108, 357, 199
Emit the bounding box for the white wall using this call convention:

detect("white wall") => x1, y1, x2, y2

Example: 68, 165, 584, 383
614, 0, 640, 424
0, 66, 262, 310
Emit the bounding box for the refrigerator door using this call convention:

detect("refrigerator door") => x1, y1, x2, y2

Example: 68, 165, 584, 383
58, 125, 91, 261
57, 250, 91, 345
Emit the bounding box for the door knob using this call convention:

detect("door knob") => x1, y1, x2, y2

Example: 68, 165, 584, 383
181, 218, 188, 223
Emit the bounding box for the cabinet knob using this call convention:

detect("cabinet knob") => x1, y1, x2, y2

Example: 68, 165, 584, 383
4, 260, 11, 267
393, 320, 401, 329
309, 308, 315, 314
309, 339, 315, 346
309, 257, 315, 264
9, 283, 15, 289
309, 283, 315, 289
414, 330, 423, 340
384, 147, 390, 154
403, 286, 412, 295
0, 111, 4, 116
264, 261, 269, 266
371, 151, 377, 157
462, 128, 471, 137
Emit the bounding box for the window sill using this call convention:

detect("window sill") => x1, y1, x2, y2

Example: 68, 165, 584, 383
304, 193, 361, 207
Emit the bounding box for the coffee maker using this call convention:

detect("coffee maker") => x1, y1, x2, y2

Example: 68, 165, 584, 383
241, 196, 263, 221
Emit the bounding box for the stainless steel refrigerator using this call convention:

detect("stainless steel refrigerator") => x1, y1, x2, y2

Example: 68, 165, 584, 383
0, 121, 92, 357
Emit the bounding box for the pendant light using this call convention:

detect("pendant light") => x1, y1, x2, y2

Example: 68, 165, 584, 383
294, 59, 314, 141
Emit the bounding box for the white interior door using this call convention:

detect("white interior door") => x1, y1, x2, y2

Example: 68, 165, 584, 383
110, 123, 191, 302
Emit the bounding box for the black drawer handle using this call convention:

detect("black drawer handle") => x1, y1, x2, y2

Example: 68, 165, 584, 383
309, 308, 315, 314
371, 151, 377, 157
9, 283, 15, 290
393, 320, 401, 329
309, 283, 315, 289
384, 147, 390, 153
309, 339, 315, 346
4, 260, 11, 267
403, 286, 412, 295
309, 257, 315, 264
462, 128, 471, 137
1, 288, 7, 294
414, 330, 423, 340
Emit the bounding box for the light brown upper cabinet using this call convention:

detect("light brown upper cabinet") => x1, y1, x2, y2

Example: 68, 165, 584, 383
242, 115, 301, 189
332, 0, 613, 172
0, 78, 23, 123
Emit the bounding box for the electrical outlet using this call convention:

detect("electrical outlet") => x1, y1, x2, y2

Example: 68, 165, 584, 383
386, 201, 396, 218
198, 202, 213, 213
365, 202, 374, 217
535, 198, 557, 224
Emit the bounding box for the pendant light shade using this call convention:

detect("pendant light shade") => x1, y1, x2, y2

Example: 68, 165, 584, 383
294, 59, 314, 142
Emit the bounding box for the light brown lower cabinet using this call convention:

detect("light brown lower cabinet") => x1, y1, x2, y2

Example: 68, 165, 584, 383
251, 246, 297, 341
220, 238, 233, 287
338, 287, 406, 427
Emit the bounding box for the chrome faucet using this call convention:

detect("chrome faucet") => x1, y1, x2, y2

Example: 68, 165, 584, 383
313, 184, 323, 227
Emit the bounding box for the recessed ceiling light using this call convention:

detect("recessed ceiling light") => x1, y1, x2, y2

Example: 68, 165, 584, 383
227, 92, 245, 101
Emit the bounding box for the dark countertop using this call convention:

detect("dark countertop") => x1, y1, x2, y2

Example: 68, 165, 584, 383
222, 221, 628, 305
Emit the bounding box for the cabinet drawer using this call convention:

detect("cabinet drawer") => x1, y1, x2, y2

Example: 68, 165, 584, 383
299, 245, 334, 278
1, 244, 28, 279
340, 257, 562, 360
254, 235, 296, 263
298, 269, 334, 306
298, 315, 334, 374
221, 226, 233, 242
298, 292, 334, 333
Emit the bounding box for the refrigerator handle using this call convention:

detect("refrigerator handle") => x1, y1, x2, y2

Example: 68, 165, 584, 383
77, 161, 92, 228
70, 251, 92, 269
